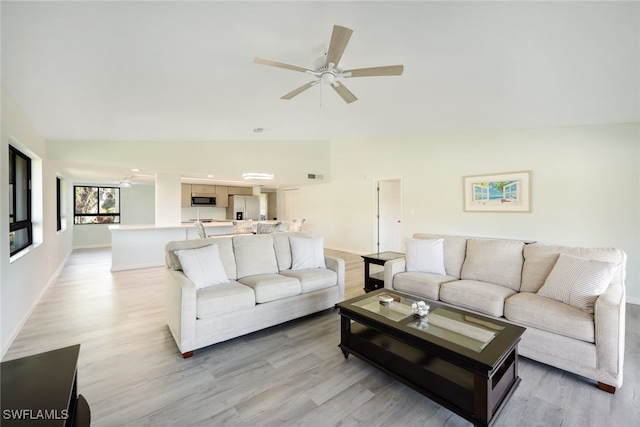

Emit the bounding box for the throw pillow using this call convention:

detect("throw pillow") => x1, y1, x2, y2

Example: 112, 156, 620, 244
257, 222, 281, 234
287, 219, 305, 232
537, 253, 619, 313
175, 244, 229, 289
290, 236, 326, 270
405, 238, 447, 276
233, 220, 253, 234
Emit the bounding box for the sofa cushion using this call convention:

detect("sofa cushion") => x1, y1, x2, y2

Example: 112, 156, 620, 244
505, 292, 595, 342
175, 244, 229, 289
233, 234, 278, 278
392, 272, 458, 300
413, 234, 468, 278
405, 238, 446, 276
440, 279, 517, 317
196, 282, 256, 319
460, 238, 525, 291
238, 274, 301, 303
536, 254, 620, 314
521, 243, 626, 293
272, 232, 312, 271
290, 236, 326, 270
279, 269, 337, 293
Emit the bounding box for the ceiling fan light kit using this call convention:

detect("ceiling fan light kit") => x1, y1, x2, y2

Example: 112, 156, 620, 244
255, 25, 404, 103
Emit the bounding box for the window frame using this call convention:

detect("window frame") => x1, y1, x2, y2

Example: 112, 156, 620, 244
56, 176, 62, 232
73, 185, 121, 225
9, 145, 33, 256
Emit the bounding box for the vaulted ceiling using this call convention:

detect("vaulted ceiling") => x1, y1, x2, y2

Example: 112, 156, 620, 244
3, 1, 638, 144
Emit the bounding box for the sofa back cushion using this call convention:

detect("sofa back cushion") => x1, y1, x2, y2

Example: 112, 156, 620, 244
521, 243, 626, 293
412, 234, 467, 278
166, 236, 237, 280
460, 238, 525, 291
272, 231, 312, 271
233, 234, 278, 278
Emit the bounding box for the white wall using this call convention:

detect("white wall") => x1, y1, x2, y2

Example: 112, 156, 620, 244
297, 124, 640, 303
1, 89, 74, 356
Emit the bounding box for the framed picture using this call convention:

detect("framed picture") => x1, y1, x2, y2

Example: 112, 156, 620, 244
463, 171, 531, 212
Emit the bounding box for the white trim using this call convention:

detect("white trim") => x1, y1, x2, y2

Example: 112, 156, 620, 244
72, 244, 111, 250
110, 261, 164, 272
626, 296, 640, 306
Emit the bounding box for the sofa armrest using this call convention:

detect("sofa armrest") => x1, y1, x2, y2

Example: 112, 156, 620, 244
325, 255, 345, 301
594, 282, 625, 384
384, 258, 406, 290
164, 269, 197, 355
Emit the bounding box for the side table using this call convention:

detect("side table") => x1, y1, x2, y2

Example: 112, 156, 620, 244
1, 344, 91, 426
361, 251, 404, 292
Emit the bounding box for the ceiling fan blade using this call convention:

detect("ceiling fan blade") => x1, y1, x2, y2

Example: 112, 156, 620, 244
254, 57, 311, 73
325, 25, 353, 67
331, 82, 358, 104
343, 65, 405, 78
281, 81, 318, 100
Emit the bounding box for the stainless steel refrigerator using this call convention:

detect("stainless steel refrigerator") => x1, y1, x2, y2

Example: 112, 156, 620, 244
227, 195, 260, 220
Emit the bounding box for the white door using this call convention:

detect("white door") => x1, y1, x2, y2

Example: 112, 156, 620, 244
283, 189, 299, 220
377, 179, 402, 253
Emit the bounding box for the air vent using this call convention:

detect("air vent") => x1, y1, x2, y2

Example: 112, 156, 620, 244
307, 173, 324, 180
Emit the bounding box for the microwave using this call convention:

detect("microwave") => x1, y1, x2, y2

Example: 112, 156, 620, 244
191, 195, 216, 206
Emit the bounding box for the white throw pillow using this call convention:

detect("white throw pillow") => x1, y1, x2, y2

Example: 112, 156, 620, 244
175, 244, 229, 289
405, 238, 447, 276
290, 236, 326, 270
537, 253, 619, 313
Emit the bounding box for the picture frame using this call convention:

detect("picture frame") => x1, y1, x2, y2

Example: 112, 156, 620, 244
463, 171, 531, 212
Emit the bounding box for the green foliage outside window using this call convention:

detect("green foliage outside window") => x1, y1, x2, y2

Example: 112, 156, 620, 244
74, 186, 120, 224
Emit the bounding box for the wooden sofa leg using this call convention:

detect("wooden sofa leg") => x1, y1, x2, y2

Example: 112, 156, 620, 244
182, 351, 194, 359
597, 382, 616, 394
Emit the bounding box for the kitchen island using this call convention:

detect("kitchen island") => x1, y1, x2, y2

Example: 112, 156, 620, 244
108, 221, 282, 271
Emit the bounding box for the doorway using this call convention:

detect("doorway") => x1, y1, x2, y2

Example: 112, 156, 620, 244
283, 189, 299, 221
376, 178, 402, 253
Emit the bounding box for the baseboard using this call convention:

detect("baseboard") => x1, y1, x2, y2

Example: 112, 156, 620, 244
110, 261, 164, 272
73, 244, 111, 250
627, 296, 640, 306
1, 249, 72, 359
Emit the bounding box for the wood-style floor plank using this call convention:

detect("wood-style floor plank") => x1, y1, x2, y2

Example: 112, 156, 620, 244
3, 247, 639, 426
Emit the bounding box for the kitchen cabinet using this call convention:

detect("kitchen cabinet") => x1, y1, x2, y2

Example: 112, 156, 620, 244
228, 186, 253, 195
215, 186, 229, 207
191, 184, 216, 194
181, 184, 192, 207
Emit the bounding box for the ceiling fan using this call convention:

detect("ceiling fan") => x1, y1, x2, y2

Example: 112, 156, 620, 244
254, 25, 404, 104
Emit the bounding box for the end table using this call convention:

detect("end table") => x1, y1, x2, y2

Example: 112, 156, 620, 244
361, 251, 404, 293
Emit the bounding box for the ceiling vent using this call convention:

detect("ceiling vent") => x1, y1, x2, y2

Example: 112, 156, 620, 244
307, 173, 324, 180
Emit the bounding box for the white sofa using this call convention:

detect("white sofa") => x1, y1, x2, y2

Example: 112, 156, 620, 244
384, 233, 626, 393
164, 232, 345, 358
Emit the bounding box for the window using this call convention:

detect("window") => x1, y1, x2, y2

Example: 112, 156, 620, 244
74, 186, 121, 224
56, 177, 62, 231
9, 145, 33, 256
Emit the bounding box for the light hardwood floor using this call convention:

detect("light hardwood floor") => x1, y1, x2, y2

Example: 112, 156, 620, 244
4, 248, 639, 426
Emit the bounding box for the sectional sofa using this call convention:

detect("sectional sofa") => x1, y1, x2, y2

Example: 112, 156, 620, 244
384, 233, 626, 393
164, 232, 345, 357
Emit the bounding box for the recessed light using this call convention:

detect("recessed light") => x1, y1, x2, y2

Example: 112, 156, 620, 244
131, 168, 140, 172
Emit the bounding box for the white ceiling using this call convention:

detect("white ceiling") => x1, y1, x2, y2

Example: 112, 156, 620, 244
1, 1, 639, 183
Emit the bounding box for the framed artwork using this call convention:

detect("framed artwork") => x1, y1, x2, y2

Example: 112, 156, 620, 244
463, 171, 531, 212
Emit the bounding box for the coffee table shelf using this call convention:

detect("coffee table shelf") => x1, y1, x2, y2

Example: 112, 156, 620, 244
337, 290, 524, 427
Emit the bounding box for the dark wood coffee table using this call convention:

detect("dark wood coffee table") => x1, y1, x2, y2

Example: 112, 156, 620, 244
336, 289, 525, 427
